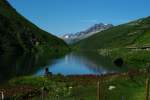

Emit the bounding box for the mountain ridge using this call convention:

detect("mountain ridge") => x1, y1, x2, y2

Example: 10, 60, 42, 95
61, 23, 113, 44
0, 0, 69, 54
74, 16, 150, 50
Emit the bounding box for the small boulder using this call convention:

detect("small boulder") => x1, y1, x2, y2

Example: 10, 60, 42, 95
114, 57, 124, 67
108, 85, 116, 91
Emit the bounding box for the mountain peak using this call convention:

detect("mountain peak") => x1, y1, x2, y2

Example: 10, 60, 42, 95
61, 23, 113, 44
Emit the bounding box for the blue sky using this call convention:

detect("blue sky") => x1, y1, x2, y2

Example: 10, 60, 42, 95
8, 0, 150, 36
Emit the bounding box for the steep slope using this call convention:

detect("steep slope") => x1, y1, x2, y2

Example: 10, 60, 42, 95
0, 0, 69, 54
75, 16, 150, 50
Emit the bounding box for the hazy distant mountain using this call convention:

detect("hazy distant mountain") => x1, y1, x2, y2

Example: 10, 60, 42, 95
61, 23, 113, 44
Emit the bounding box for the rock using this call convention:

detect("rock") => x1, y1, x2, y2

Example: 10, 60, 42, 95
108, 85, 116, 90
114, 58, 124, 67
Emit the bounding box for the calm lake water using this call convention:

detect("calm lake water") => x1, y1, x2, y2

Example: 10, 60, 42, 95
0, 51, 127, 83
35, 51, 125, 76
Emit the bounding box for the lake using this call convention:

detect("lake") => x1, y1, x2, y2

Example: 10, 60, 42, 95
35, 51, 126, 75
0, 51, 127, 83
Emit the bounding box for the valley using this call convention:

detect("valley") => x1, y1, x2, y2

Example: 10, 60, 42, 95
0, 0, 150, 99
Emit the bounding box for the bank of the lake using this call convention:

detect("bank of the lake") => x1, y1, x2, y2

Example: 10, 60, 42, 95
1, 69, 149, 100
0, 49, 69, 84
98, 48, 150, 68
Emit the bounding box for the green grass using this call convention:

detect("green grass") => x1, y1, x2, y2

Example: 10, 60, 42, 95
106, 76, 145, 100
7, 72, 150, 100
135, 31, 150, 45
99, 48, 150, 68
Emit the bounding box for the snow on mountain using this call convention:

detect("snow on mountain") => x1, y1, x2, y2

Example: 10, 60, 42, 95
61, 23, 113, 44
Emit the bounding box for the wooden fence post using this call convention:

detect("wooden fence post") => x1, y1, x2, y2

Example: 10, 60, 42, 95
145, 78, 149, 100
97, 81, 100, 100
41, 87, 44, 100
0, 91, 4, 100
